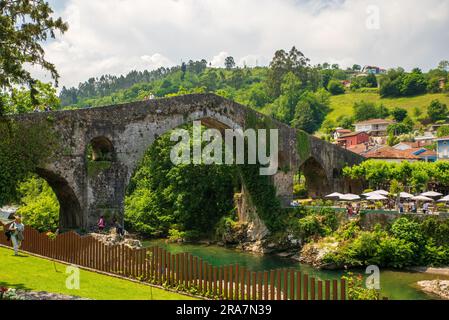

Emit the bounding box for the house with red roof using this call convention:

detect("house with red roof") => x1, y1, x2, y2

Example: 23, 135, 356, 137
337, 131, 370, 148
362, 146, 421, 163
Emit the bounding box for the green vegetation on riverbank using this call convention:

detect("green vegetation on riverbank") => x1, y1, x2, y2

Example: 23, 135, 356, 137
305, 215, 449, 269
0, 247, 195, 300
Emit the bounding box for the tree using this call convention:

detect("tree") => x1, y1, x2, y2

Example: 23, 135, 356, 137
3, 81, 60, 114
224, 56, 236, 70
438, 60, 449, 71
401, 69, 427, 96
181, 62, 187, 80
336, 115, 355, 130
266, 47, 311, 98
271, 72, 302, 123
291, 89, 330, 133
391, 107, 408, 122
292, 100, 316, 133
437, 125, 449, 138
0, 0, 68, 111
327, 80, 345, 95
366, 73, 378, 88
387, 123, 413, 136
352, 64, 362, 72
353, 101, 390, 122
428, 100, 449, 122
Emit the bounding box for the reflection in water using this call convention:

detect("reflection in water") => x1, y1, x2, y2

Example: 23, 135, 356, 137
144, 240, 448, 300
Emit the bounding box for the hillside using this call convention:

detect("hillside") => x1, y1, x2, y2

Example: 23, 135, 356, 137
328, 92, 449, 123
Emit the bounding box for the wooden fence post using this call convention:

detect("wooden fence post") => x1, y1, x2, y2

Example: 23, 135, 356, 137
340, 279, 346, 301
311, 277, 316, 300
263, 272, 269, 301
303, 274, 309, 300
333, 280, 338, 300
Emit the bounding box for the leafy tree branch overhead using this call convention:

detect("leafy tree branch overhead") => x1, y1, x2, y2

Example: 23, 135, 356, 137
0, 0, 68, 112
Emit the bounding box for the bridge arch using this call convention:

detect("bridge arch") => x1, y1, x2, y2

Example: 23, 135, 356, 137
300, 156, 330, 198
35, 168, 83, 230
87, 136, 115, 162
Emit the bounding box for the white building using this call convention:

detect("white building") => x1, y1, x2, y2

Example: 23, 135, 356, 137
354, 119, 395, 137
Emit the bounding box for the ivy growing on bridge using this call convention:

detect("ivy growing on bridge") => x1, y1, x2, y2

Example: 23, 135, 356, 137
239, 111, 284, 232
296, 129, 311, 164
0, 118, 59, 206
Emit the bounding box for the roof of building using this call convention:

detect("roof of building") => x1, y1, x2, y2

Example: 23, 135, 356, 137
338, 131, 369, 139
435, 136, 449, 141
347, 144, 371, 155
355, 119, 395, 126
363, 146, 421, 160
418, 150, 437, 157
335, 128, 352, 133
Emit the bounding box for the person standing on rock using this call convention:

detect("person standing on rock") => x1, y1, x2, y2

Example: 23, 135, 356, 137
97, 216, 106, 233
112, 217, 125, 237
9, 215, 25, 256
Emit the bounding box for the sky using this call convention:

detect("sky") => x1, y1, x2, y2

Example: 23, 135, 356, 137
32, 0, 449, 89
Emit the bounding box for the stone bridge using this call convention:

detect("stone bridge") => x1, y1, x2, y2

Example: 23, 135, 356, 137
11, 94, 364, 231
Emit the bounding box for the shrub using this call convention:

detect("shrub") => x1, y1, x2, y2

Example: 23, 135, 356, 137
342, 273, 380, 300
327, 80, 345, 95
377, 236, 415, 268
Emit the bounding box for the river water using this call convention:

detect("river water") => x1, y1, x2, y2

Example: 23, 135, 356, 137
144, 240, 449, 300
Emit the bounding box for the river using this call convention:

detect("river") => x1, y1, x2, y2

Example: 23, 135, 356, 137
143, 240, 448, 300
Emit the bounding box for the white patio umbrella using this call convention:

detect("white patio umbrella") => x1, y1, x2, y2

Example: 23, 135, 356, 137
437, 195, 449, 202
339, 194, 361, 201
325, 192, 344, 199
361, 191, 379, 197
421, 191, 443, 198
366, 194, 388, 201
374, 190, 390, 196
411, 195, 434, 202
399, 192, 414, 199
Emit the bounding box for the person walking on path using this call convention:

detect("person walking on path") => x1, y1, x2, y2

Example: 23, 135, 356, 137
97, 216, 106, 233
9, 215, 24, 256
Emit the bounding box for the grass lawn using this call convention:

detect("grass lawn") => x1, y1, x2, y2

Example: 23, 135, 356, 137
0, 247, 196, 300
327, 92, 449, 122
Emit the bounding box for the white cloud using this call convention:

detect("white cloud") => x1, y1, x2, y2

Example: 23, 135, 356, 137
33, 0, 449, 89
210, 52, 229, 68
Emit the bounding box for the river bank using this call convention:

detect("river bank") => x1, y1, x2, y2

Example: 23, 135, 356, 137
143, 239, 449, 300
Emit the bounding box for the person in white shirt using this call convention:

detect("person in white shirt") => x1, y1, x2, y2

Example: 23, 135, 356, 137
9, 215, 25, 256
423, 202, 430, 215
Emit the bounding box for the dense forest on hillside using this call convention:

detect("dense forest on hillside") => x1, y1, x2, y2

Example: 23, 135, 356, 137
57, 49, 449, 136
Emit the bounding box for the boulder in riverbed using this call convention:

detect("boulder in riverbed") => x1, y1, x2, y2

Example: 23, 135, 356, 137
417, 280, 449, 300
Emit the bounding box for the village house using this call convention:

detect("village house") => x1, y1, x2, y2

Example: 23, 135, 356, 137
414, 133, 436, 146
361, 65, 387, 75
393, 140, 434, 151
333, 128, 352, 140
414, 149, 437, 162
354, 119, 395, 137
340, 80, 351, 88
436, 136, 449, 160
337, 131, 370, 148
